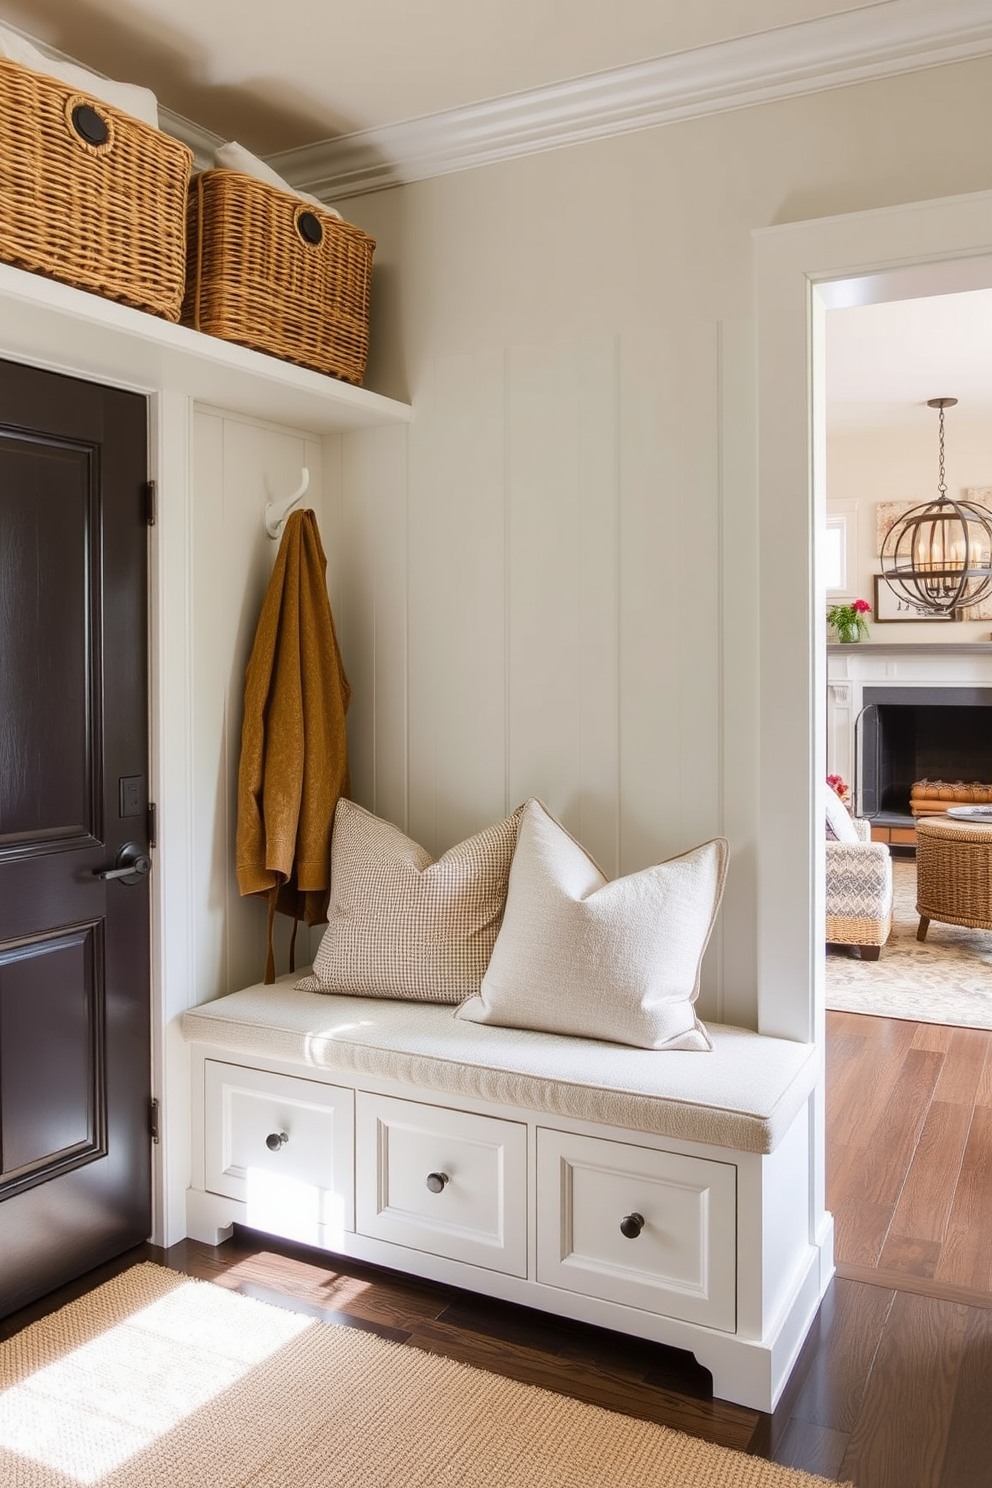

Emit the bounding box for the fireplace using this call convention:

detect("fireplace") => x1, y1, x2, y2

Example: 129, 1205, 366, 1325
857, 686, 992, 824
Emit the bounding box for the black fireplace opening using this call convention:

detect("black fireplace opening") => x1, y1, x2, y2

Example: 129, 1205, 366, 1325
857, 686, 992, 823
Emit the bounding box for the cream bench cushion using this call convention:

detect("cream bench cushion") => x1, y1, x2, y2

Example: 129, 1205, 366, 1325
182, 976, 816, 1156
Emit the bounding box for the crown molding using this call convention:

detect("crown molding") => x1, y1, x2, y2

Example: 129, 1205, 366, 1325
269, 0, 992, 201
8, 2, 992, 202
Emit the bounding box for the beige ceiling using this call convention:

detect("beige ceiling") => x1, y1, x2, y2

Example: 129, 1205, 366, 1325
0, 0, 872, 152
4, 1, 989, 425
827, 287, 992, 427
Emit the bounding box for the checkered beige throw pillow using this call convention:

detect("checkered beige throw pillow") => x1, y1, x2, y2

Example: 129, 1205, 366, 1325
297, 799, 524, 1002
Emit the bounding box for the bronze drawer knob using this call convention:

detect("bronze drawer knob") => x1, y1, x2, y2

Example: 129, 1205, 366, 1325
265, 1131, 289, 1151
425, 1171, 449, 1193
620, 1212, 645, 1239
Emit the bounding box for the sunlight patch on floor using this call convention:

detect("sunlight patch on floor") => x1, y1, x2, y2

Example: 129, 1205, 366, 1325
0, 1280, 311, 1483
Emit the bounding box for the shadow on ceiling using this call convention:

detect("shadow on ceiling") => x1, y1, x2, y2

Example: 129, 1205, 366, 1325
2, 0, 354, 153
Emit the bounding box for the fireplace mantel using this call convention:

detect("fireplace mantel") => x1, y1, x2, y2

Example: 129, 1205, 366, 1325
826, 643, 992, 792
827, 643, 992, 657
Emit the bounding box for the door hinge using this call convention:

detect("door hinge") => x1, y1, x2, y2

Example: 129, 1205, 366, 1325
149, 1097, 160, 1144
147, 801, 157, 849
144, 479, 157, 526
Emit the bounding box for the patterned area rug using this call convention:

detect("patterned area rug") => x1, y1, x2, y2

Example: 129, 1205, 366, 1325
826, 857, 992, 1028
0, 1263, 841, 1488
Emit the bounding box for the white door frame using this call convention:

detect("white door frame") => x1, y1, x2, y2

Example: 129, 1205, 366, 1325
753, 188, 992, 1231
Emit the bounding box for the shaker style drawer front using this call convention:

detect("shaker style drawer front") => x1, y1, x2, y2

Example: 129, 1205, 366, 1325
356, 1092, 527, 1276
536, 1129, 736, 1331
204, 1060, 354, 1243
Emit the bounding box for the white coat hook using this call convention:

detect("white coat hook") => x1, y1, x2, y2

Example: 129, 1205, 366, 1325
265, 468, 310, 539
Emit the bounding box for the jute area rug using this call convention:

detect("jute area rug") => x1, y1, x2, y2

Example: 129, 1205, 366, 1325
0, 1263, 841, 1488
826, 856, 992, 1028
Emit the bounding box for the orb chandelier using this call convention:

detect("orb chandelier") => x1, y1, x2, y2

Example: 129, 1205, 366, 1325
880, 397, 992, 615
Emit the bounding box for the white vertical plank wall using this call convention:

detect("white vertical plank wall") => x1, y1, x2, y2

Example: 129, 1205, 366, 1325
336, 424, 410, 829
332, 334, 728, 1021
407, 351, 509, 855
180, 341, 736, 1026
190, 409, 327, 996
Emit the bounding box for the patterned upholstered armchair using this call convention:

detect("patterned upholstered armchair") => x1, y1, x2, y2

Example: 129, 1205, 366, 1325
825, 814, 893, 961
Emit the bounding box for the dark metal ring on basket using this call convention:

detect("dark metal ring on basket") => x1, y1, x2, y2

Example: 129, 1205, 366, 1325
296, 209, 323, 246
64, 94, 114, 152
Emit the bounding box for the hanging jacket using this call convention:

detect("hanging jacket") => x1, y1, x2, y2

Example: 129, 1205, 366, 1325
236, 507, 351, 982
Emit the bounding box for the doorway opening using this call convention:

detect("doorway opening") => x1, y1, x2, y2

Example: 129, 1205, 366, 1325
818, 255, 992, 1298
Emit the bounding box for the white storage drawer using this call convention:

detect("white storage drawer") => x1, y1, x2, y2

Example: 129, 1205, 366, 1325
356, 1092, 527, 1276
204, 1060, 354, 1245
536, 1128, 736, 1331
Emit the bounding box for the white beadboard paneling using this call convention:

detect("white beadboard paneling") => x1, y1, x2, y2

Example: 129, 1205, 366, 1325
673, 327, 722, 854
337, 425, 410, 827
190, 410, 227, 1002
575, 338, 622, 878
617, 331, 688, 868
505, 337, 621, 875
616, 328, 726, 1021
320, 433, 346, 607
407, 351, 510, 856
717, 318, 760, 1029
191, 410, 326, 997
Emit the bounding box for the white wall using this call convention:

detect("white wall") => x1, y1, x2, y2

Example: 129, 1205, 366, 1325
828, 413, 992, 640
317, 54, 992, 1032
189, 409, 338, 993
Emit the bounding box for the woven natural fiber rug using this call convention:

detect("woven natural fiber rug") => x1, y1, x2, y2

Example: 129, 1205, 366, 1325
0, 1263, 841, 1488
826, 857, 992, 1028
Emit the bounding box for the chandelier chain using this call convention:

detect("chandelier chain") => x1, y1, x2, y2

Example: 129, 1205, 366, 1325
937, 402, 946, 501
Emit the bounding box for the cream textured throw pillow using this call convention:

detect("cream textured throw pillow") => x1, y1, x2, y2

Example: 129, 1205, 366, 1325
297, 800, 523, 1002
824, 783, 859, 843
456, 799, 727, 1050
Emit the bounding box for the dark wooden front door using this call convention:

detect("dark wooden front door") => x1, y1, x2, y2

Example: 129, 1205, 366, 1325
0, 358, 151, 1316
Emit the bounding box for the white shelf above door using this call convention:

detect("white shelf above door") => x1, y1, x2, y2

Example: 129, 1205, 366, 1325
0, 262, 411, 433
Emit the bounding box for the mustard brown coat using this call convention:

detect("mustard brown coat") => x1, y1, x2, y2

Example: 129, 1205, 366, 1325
236, 508, 351, 981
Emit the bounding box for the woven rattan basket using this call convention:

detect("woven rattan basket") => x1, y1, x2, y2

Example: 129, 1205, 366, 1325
0, 57, 193, 320
916, 815, 992, 932
182, 171, 375, 385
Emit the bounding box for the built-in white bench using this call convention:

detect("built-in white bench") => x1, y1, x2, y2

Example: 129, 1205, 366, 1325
182, 976, 831, 1412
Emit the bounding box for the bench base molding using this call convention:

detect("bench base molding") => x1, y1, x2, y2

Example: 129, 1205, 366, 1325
183, 1020, 831, 1413
185, 1183, 831, 1414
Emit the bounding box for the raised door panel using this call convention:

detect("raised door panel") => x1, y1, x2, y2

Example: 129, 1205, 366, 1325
0, 438, 94, 851
356, 1092, 527, 1276
204, 1060, 354, 1249
0, 359, 150, 1317
0, 927, 104, 1193
536, 1128, 737, 1331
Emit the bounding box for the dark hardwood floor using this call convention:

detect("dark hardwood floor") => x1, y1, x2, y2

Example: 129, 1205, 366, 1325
4, 1011, 992, 1487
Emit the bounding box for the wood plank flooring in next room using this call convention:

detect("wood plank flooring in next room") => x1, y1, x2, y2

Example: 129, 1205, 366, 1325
3, 1010, 992, 1488
827, 1008, 992, 1300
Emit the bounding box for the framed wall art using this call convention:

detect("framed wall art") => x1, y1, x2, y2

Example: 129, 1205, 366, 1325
958, 489, 992, 619
875, 500, 916, 556
872, 573, 958, 623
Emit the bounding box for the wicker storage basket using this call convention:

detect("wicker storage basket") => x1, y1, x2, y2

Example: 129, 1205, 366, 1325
0, 57, 193, 320
915, 816, 992, 933
182, 171, 375, 385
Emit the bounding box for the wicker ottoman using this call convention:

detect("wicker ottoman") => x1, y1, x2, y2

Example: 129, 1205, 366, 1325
915, 815, 992, 940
